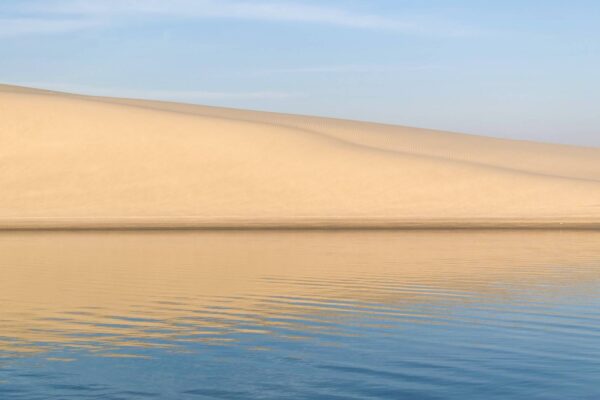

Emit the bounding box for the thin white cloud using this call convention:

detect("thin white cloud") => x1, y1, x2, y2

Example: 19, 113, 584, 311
133, 89, 301, 101
0, 17, 100, 38
261, 64, 442, 74
1, 0, 476, 37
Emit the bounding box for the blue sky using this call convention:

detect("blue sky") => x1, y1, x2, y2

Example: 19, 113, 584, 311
1, 0, 599, 146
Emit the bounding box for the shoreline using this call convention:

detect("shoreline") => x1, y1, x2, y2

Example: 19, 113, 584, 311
1, 217, 599, 231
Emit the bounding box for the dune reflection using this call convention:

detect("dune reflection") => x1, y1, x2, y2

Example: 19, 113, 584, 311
1, 230, 600, 357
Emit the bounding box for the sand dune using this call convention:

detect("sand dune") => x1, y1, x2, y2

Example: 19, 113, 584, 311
1, 83, 599, 229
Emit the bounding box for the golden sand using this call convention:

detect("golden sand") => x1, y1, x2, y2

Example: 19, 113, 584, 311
1, 84, 599, 229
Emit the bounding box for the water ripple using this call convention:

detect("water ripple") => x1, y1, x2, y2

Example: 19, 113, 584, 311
1, 231, 600, 399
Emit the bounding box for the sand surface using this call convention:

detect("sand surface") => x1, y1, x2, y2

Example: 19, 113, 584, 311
1, 84, 600, 229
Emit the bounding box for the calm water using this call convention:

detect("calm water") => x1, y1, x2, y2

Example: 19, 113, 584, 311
1, 231, 600, 399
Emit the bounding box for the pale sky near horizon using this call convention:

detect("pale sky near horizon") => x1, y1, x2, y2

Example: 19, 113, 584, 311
1, 0, 599, 146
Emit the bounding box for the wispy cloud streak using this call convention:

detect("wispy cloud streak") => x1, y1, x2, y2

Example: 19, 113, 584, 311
1, 0, 476, 37
0, 17, 99, 38
260, 64, 442, 74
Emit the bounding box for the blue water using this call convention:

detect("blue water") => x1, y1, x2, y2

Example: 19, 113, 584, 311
1, 231, 600, 399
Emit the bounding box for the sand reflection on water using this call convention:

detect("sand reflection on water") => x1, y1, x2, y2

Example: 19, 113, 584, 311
1, 230, 600, 399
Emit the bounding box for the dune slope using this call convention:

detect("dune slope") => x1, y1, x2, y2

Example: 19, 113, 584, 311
1, 84, 599, 229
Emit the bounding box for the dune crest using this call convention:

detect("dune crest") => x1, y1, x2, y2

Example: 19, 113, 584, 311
1, 84, 600, 229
